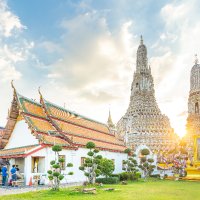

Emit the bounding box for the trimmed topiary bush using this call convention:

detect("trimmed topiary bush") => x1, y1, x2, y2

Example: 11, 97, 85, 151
47, 145, 73, 190
79, 141, 103, 184
141, 149, 150, 156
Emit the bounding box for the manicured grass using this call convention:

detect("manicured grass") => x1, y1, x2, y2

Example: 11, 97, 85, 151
1, 179, 200, 200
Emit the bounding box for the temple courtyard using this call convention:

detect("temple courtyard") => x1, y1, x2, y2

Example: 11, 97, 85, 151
0, 180, 199, 200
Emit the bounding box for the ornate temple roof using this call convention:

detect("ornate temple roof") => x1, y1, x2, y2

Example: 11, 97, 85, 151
0, 84, 126, 155
0, 144, 42, 158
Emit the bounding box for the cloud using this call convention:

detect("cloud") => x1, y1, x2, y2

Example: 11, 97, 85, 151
1, 0, 199, 137
0, 0, 25, 37
148, 0, 200, 136
0, 0, 37, 127
0, 0, 35, 83
47, 10, 138, 106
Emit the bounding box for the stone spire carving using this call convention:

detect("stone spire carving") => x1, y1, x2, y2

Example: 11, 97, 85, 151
117, 36, 178, 152
194, 54, 198, 65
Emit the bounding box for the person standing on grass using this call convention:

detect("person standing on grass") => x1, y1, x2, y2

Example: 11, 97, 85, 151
1, 164, 8, 186
10, 165, 17, 182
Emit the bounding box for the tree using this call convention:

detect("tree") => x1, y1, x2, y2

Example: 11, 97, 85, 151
47, 145, 73, 190
100, 158, 115, 178
169, 142, 188, 178
122, 149, 139, 180
79, 142, 102, 184
123, 150, 138, 173
138, 148, 155, 180
157, 140, 188, 180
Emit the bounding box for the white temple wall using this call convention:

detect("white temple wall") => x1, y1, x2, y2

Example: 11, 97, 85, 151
5, 120, 38, 149
22, 147, 127, 185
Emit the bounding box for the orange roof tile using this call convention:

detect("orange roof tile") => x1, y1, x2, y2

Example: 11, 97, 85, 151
42, 134, 70, 146
25, 116, 56, 133
54, 119, 124, 146
70, 136, 126, 152
45, 101, 109, 133
17, 94, 46, 118
0, 145, 39, 157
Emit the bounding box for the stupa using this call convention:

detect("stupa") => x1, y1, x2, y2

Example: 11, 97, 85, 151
117, 36, 178, 152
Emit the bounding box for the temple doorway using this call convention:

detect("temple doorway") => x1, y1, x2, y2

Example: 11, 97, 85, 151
31, 157, 45, 173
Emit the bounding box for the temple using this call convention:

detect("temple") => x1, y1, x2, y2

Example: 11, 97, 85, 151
185, 55, 200, 154
182, 55, 200, 179
0, 83, 127, 185
117, 36, 178, 152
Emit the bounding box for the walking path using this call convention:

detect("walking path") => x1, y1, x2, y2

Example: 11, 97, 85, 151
0, 182, 82, 196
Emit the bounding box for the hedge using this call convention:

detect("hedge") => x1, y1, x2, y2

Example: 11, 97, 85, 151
96, 177, 119, 184
119, 172, 141, 181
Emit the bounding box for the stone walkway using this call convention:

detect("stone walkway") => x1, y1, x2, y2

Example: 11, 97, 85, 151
0, 182, 82, 196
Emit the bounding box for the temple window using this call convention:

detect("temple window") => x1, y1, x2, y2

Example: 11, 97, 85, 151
81, 157, 86, 166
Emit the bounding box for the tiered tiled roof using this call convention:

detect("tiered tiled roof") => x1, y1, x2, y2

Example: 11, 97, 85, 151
44, 101, 109, 133
42, 99, 125, 151
18, 96, 46, 118
0, 87, 126, 156
0, 145, 40, 157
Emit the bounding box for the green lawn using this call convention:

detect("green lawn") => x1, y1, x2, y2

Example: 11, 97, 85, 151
1, 180, 200, 200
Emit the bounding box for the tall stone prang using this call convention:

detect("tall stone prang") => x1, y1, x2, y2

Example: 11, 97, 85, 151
117, 36, 178, 152
185, 55, 200, 153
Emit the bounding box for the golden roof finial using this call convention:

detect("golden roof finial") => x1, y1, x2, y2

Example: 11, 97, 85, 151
38, 86, 43, 100
195, 54, 199, 65
11, 80, 16, 94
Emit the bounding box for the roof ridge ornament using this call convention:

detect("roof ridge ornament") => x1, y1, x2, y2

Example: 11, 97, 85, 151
38, 86, 43, 101
11, 80, 16, 94
195, 54, 199, 65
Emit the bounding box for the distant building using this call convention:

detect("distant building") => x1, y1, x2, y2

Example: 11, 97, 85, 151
0, 84, 127, 185
117, 36, 178, 152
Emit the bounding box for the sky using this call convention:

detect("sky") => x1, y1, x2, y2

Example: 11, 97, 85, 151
0, 0, 200, 137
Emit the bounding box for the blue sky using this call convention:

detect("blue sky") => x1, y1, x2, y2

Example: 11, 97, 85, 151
1, 0, 200, 136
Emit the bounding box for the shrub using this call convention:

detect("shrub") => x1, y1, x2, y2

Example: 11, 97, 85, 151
119, 172, 140, 181
150, 174, 160, 178
100, 158, 115, 178
86, 142, 95, 149
124, 148, 131, 154
111, 174, 120, 179
119, 172, 130, 181
141, 149, 150, 156
96, 177, 119, 184
52, 145, 62, 152
135, 171, 141, 180
47, 170, 52, 174
67, 163, 73, 167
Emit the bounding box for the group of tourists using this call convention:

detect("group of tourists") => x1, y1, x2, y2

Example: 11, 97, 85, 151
1, 164, 21, 186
